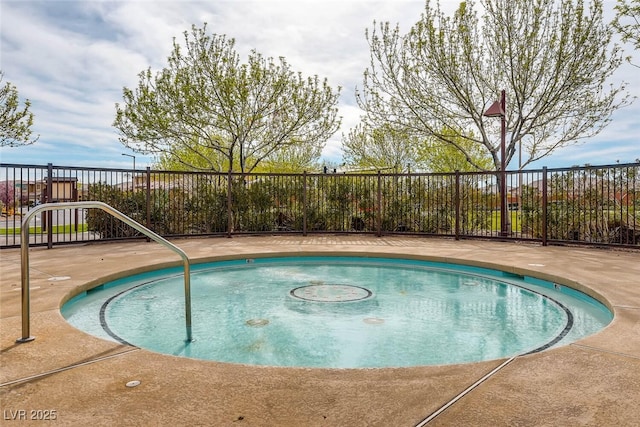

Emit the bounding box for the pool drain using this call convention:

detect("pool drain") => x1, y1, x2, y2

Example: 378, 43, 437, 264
290, 284, 373, 302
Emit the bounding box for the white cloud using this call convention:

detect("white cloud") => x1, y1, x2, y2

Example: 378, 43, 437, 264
0, 0, 638, 170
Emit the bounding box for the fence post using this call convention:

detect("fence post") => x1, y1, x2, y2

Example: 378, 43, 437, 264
542, 166, 548, 246
303, 171, 308, 236
376, 171, 382, 237
145, 167, 151, 242
455, 170, 460, 240
46, 163, 53, 249
227, 170, 233, 238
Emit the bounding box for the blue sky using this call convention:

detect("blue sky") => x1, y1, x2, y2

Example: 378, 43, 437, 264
1, 0, 638, 171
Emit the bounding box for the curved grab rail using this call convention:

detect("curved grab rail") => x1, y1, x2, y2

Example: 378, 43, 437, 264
17, 201, 192, 343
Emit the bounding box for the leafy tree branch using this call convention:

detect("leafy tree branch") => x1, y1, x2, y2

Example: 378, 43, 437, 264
357, 0, 630, 172
115, 24, 341, 173
0, 71, 39, 147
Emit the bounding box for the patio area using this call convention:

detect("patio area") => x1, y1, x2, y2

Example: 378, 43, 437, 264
1, 235, 639, 426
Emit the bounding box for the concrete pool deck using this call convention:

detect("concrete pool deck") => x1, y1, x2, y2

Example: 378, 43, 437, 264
1, 235, 639, 426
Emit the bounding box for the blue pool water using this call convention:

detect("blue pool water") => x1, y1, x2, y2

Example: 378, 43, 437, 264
62, 256, 612, 368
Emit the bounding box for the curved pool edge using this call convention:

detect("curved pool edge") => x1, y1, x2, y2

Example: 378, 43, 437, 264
3, 236, 640, 426
63, 253, 611, 368
59, 250, 616, 325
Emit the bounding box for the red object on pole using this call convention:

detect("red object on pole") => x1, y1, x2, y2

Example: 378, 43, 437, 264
499, 90, 507, 236
484, 90, 508, 236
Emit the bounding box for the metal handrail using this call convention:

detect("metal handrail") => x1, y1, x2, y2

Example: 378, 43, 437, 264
16, 201, 192, 343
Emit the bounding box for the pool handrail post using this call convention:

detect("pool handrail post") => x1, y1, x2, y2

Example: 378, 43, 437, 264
18, 216, 35, 343
17, 201, 193, 343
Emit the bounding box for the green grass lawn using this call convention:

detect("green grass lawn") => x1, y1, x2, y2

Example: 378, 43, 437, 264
0, 224, 89, 234
490, 211, 522, 233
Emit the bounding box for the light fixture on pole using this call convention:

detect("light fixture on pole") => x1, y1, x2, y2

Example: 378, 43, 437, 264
121, 153, 136, 171
483, 90, 508, 237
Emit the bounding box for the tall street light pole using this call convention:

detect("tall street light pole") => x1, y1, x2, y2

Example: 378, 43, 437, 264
483, 90, 508, 237
121, 153, 136, 171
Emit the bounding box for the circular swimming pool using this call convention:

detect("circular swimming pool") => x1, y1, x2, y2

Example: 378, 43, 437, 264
62, 256, 612, 368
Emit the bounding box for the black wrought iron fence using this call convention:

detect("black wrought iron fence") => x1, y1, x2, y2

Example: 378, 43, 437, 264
543, 165, 640, 245
1, 162, 638, 248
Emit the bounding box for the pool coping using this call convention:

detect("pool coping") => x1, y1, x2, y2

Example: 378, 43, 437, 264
63, 252, 607, 368
2, 236, 639, 426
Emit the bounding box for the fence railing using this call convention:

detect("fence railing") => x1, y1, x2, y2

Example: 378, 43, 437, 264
1, 162, 639, 248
